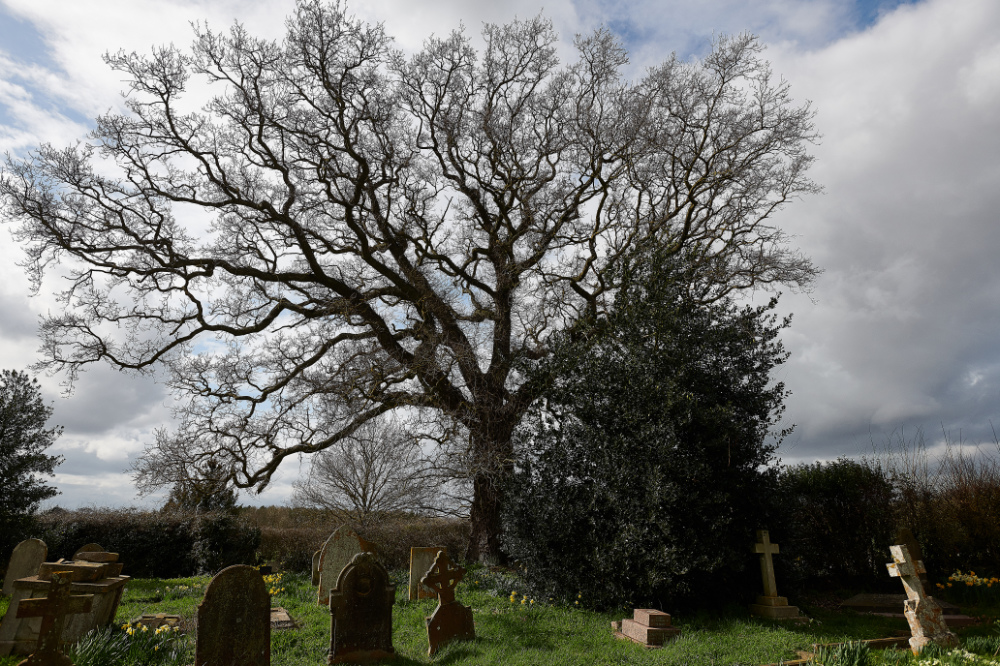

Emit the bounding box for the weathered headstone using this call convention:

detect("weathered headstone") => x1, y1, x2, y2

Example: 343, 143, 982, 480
421, 551, 474, 656
409, 547, 446, 601
316, 526, 374, 606
895, 527, 929, 587
195, 564, 270, 666
71, 544, 104, 560
749, 530, 801, 620
886, 544, 958, 654
312, 549, 322, 587
3, 539, 47, 596
0, 551, 129, 657
14, 571, 94, 666
328, 552, 395, 664
612, 609, 681, 647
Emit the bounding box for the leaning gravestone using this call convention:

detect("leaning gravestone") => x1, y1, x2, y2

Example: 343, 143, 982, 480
316, 526, 374, 606
14, 571, 94, 666
409, 547, 446, 601
887, 544, 958, 654
3, 539, 47, 596
328, 552, 395, 664
195, 565, 270, 666
749, 530, 801, 620
895, 527, 929, 587
421, 551, 474, 656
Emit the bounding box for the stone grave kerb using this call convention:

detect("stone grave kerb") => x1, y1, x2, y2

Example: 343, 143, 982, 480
15, 571, 94, 666
753, 530, 780, 598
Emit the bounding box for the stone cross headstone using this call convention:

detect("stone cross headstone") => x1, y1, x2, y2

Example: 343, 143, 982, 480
14, 571, 94, 666
3, 539, 47, 596
895, 528, 929, 587
195, 564, 270, 666
312, 549, 322, 587
408, 547, 446, 601
328, 552, 395, 664
887, 544, 958, 654
420, 551, 474, 656
316, 526, 373, 606
749, 530, 801, 620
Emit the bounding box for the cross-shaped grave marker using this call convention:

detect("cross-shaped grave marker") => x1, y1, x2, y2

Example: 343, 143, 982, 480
420, 551, 475, 656
15, 571, 94, 666
887, 544, 957, 654
749, 530, 801, 620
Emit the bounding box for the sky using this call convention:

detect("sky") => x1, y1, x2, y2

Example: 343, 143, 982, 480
1, 0, 999, 509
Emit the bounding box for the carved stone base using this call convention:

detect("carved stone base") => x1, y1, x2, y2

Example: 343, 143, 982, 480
750, 597, 801, 620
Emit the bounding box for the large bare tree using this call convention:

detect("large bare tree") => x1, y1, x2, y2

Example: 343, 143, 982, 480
0, 0, 819, 562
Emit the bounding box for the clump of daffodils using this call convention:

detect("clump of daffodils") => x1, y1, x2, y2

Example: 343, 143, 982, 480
263, 572, 285, 597
947, 571, 999, 587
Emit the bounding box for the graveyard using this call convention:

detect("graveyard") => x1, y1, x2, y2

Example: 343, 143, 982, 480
2, 528, 1000, 666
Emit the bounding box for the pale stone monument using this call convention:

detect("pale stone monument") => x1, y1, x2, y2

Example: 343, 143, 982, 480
421, 551, 474, 656
887, 544, 958, 654
316, 526, 374, 606
612, 609, 681, 647
312, 549, 322, 587
749, 530, 800, 620
3, 539, 47, 596
409, 547, 446, 601
328, 552, 395, 664
195, 564, 270, 666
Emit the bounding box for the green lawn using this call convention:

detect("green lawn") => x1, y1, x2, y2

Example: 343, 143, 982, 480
2, 570, 998, 666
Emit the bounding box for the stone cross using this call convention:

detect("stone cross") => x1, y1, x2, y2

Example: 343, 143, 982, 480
15, 571, 94, 666
420, 551, 474, 656
887, 544, 958, 654
753, 530, 780, 598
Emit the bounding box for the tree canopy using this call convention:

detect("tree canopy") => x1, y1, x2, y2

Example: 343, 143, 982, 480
0, 0, 818, 561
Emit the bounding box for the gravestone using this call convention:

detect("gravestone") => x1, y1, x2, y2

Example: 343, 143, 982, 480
328, 552, 395, 664
195, 564, 270, 666
3, 539, 47, 596
0, 551, 129, 657
886, 544, 958, 654
409, 547, 446, 601
71, 544, 104, 560
316, 526, 374, 606
612, 609, 681, 647
895, 527, 929, 587
14, 571, 94, 666
312, 549, 322, 587
749, 530, 801, 620
420, 551, 474, 656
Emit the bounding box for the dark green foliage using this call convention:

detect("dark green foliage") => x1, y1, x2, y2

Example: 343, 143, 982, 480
36, 508, 260, 576
777, 459, 896, 589
502, 250, 790, 610
161, 459, 238, 514
0, 369, 62, 565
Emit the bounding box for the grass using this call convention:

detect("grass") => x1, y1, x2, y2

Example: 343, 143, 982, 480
2, 569, 1000, 666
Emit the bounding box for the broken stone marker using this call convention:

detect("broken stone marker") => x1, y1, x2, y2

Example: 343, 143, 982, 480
895, 527, 929, 588
887, 544, 958, 654
409, 547, 446, 601
195, 564, 270, 666
3, 539, 47, 597
71, 544, 104, 560
316, 526, 375, 606
749, 530, 801, 620
421, 551, 474, 656
328, 552, 395, 664
612, 609, 681, 647
14, 571, 94, 666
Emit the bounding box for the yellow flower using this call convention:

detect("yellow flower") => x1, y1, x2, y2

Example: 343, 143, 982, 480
947, 583, 953, 587
521, 598, 526, 605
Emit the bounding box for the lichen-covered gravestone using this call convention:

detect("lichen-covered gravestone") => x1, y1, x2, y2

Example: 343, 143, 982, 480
316, 526, 374, 606
195, 565, 270, 666
408, 547, 445, 601
887, 544, 958, 654
749, 530, 800, 620
421, 551, 474, 656
328, 552, 395, 664
2, 539, 47, 596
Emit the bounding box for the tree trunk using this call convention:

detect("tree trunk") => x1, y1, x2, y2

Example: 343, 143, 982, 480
466, 472, 506, 564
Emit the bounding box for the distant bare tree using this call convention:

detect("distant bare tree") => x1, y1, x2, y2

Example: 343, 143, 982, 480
291, 417, 437, 526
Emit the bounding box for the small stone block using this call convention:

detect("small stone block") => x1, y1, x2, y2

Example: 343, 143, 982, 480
750, 603, 801, 620
634, 609, 672, 627
755, 596, 789, 607
621, 618, 680, 646
73, 552, 119, 563
611, 620, 622, 632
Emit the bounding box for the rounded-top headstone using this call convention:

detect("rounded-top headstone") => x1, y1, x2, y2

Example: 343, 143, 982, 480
2, 538, 47, 595
317, 526, 369, 606
195, 564, 270, 666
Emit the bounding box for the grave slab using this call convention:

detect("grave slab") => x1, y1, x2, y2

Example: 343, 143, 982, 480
612, 609, 680, 648
3, 540, 47, 597
270, 607, 297, 631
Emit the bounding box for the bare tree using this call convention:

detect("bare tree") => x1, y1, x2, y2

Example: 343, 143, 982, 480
0, 0, 819, 562
290, 416, 438, 526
